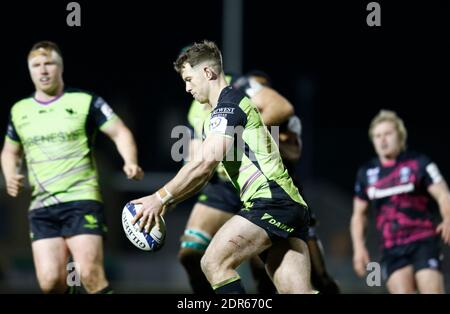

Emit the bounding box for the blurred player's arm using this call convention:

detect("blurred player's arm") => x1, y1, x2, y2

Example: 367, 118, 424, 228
350, 197, 371, 277
252, 86, 294, 126
278, 116, 303, 162
428, 180, 450, 245
101, 118, 144, 180
1, 140, 25, 197
252, 82, 300, 161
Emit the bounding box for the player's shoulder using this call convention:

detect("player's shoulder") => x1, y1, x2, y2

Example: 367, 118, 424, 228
217, 86, 247, 107
10, 93, 36, 115
405, 150, 426, 158
401, 150, 433, 167
10, 96, 32, 110
216, 86, 257, 121
357, 157, 380, 176
64, 88, 108, 111
64, 87, 98, 98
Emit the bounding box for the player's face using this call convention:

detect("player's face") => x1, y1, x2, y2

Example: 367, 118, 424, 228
28, 51, 63, 95
181, 63, 208, 103
372, 121, 401, 159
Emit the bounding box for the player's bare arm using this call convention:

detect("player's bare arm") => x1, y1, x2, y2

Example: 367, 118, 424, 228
101, 118, 144, 180
252, 86, 294, 126
350, 196, 371, 277
131, 133, 233, 232
1, 140, 25, 197
429, 180, 450, 245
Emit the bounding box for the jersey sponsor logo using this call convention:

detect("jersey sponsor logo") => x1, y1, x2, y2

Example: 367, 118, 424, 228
100, 103, 114, 119
260, 213, 295, 233
399, 166, 411, 183
426, 163, 443, 184
212, 107, 235, 115
367, 182, 414, 200
65, 108, 76, 115
209, 116, 228, 134
366, 167, 380, 185
22, 129, 84, 146
83, 214, 99, 229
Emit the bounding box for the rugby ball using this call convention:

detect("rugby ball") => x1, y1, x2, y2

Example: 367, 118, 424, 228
122, 202, 166, 251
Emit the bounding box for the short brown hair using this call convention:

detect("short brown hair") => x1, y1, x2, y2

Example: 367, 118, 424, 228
174, 40, 222, 74
369, 109, 408, 151
28, 41, 63, 65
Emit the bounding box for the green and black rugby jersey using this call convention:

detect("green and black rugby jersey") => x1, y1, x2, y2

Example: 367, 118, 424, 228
187, 76, 234, 181
203, 86, 307, 208
187, 75, 234, 140
5, 89, 119, 210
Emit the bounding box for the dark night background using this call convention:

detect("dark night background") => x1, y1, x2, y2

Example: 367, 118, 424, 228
0, 0, 449, 293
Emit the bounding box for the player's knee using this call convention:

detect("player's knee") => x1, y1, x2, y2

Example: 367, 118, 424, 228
80, 264, 104, 289
276, 277, 313, 294
38, 271, 66, 294
178, 247, 203, 270
201, 250, 234, 280
273, 266, 314, 294
200, 252, 218, 279
179, 228, 211, 267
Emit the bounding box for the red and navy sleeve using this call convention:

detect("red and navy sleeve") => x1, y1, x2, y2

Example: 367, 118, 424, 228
354, 167, 369, 201
417, 154, 443, 187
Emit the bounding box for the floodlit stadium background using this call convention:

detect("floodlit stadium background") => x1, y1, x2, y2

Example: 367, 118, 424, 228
0, 0, 449, 293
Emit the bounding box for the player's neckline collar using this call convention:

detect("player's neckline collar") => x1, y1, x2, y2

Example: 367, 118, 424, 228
380, 159, 396, 167
33, 92, 64, 105
379, 151, 407, 167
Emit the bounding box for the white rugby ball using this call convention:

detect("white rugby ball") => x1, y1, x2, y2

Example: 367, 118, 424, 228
122, 202, 166, 251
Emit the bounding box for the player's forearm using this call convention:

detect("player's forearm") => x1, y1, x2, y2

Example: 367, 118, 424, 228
261, 107, 293, 126
437, 193, 450, 221
1, 149, 22, 180
113, 127, 139, 165
254, 89, 294, 126
350, 214, 368, 251
163, 160, 216, 205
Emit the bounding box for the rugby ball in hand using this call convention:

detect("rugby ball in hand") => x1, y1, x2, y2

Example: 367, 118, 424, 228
122, 202, 166, 251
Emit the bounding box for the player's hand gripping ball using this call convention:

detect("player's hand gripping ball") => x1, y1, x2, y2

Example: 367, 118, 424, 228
122, 202, 166, 251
